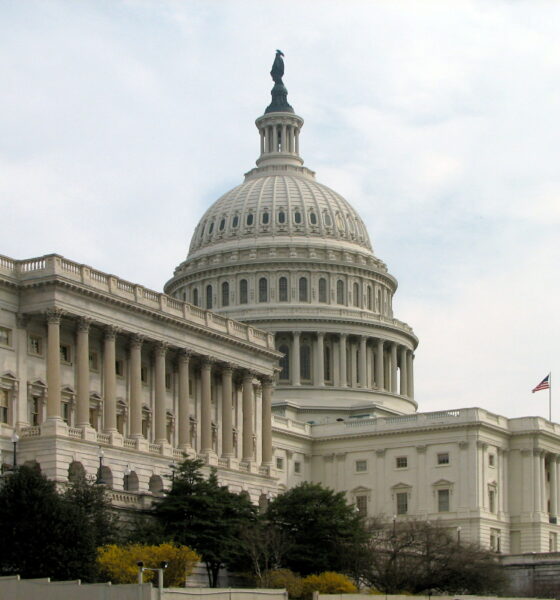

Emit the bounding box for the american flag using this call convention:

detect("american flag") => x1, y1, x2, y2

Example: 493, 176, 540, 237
532, 374, 551, 393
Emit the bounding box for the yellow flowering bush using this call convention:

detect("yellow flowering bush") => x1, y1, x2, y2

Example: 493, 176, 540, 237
97, 542, 200, 587
301, 572, 358, 599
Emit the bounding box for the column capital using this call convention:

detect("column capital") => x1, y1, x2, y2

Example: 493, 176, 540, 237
16, 312, 30, 329
317, 331, 325, 339
219, 362, 235, 374
293, 330, 301, 338
129, 333, 144, 349
76, 316, 92, 333
261, 375, 274, 387
242, 369, 256, 382
104, 324, 120, 340
340, 332, 348, 340
201, 356, 214, 370
45, 307, 64, 325
376, 337, 384, 346
178, 348, 193, 363
153, 340, 168, 357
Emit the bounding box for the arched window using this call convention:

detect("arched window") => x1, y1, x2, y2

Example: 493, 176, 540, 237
221, 281, 229, 307
299, 277, 308, 302
324, 212, 332, 227
208, 221, 214, 234
232, 215, 239, 228
294, 211, 302, 224
324, 346, 331, 381
336, 280, 344, 305
239, 279, 248, 304
367, 286, 373, 311
318, 278, 327, 303
259, 277, 268, 302
310, 212, 317, 225
149, 474, 164, 496
279, 277, 288, 302
353, 282, 360, 307
219, 218, 226, 231
376, 288, 382, 313
279, 344, 290, 381
278, 211, 286, 224
206, 285, 213, 310
246, 213, 254, 226
68, 461, 86, 483
192, 288, 199, 307
300, 345, 311, 381
262, 212, 270, 224
124, 470, 139, 492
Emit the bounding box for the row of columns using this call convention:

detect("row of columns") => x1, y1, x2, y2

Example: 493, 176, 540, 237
45, 309, 273, 464
285, 331, 414, 397
523, 449, 560, 517
261, 123, 300, 155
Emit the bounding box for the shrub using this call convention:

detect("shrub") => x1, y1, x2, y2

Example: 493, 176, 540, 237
97, 542, 200, 587
263, 568, 304, 598
301, 572, 357, 599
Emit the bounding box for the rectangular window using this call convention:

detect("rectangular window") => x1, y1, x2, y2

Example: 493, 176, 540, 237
490, 528, 501, 552
28, 335, 43, 356
0, 326, 12, 347
276, 457, 284, 470
60, 344, 71, 363
31, 397, 40, 426
61, 402, 70, 424
489, 489, 496, 513
396, 492, 408, 515
89, 408, 98, 431
396, 456, 408, 469
165, 372, 172, 389
438, 489, 450, 512
116, 413, 125, 435
355, 459, 367, 472
141, 365, 149, 384
89, 351, 99, 371
437, 452, 450, 465
489, 454, 495, 467
115, 359, 124, 377
0, 389, 9, 424
356, 495, 368, 516
294, 461, 301, 474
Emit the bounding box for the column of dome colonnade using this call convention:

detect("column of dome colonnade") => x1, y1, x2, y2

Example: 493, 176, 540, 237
35, 309, 274, 466
276, 330, 414, 398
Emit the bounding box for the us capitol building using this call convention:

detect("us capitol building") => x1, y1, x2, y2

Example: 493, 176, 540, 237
1, 54, 559, 557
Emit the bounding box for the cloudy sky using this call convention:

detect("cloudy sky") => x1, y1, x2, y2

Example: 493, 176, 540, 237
2, 1, 559, 419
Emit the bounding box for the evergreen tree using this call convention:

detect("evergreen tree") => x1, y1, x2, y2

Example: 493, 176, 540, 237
153, 458, 257, 587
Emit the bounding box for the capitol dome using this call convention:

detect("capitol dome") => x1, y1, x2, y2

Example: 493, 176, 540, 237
165, 55, 418, 418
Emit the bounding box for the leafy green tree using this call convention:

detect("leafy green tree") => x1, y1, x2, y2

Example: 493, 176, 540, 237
153, 458, 257, 587
0, 465, 106, 581
266, 482, 367, 576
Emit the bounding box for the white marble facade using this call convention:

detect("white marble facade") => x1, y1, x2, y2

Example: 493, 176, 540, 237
1, 77, 559, 555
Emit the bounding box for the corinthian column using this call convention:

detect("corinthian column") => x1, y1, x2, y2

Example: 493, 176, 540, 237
76, 317, 91, 428
407, 351, 414, 399
359, 336, 367, 388
339, 333, 347, 387
400, 346, 408, 397
46, 308, 64, 419
178, 350, 191, 448
261, 376, 273, 465
315, 332, 325, 386
129, 335, 143, 438
291, 332, 301, 386
242, 371, 254, 462
200, 359, 213, 453
390, 343, 397, 393
221, 364, 234, 457
154, 342, 168, 443
103, 326, 118, 433
375, 339, 384, 390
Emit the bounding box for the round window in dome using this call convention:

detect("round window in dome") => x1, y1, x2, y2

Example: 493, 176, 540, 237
294, 211, 302, 224
324, 212, 332, 227
278, 211, 286, 224
232, 215, 239, 228
246, 213, 254, 226
219, 218, 225, 231
262, 212, 269, 225
310, 212, 317, 225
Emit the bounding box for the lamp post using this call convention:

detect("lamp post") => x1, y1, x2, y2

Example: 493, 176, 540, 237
392, 514, 397, 535
11, 431, 19, 470
457, 525, 462, 545
96, 447, 105, 485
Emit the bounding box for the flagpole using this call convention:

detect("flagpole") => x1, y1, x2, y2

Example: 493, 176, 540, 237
550, 372, 553, 422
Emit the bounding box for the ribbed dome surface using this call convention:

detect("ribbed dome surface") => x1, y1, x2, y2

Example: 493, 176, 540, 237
188, 170, 373, 255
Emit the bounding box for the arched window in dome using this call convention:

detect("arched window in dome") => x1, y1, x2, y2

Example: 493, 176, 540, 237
258, 277, 268, 303
318, 278, 327, 303
300, 344, 311, 381
239, 279, 248, 305
246, 213, 254, 226
232, 215, 239, 228
199, 223, 206, 239
219, 218, 226, 231
376, 288, 382, 313
324, 212, 332, 227
206, 285, 213, 310
192, 288, 199, 307
278, 211, 286, 224
367, 285, 373, 311
279, 277, 288, 302
262, 211, 270, 225
309, 212, 317, 225
299, 277, 308, 302
278, 345, 290, 381
353, 282, 360, 307
294, 211, 302, 224
208, 221, 214, 235
336, 280, 345, 305
221, 281, 230, 307
347, 215, 356, 234
324, 345, 332, 382
335, 213, 345, 232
